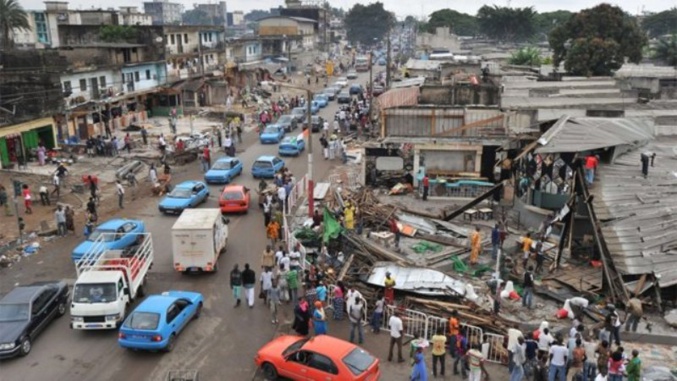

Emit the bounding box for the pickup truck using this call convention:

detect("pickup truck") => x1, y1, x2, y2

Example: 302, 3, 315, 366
70, 232, 153, 330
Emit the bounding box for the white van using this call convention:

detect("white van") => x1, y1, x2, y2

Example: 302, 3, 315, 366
172, 209, 228, 273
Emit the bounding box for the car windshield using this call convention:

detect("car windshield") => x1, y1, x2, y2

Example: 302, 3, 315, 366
292, 109, 304, 115
222, 191, 243, 200
124, 311, 160, 330
0, 303, 30, 322
264, 127, 280, 134
168, 188, 192, 198
73, 283, 117, 303
283, 337, 309, 357
278, 116, 292, 123
253, 161, 273, 169
212, 161, 232, 170
343, 348, 376, 375
87, 229, 118, 242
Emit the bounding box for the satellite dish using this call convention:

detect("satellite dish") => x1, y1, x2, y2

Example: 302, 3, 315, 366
155, 36, 163, 43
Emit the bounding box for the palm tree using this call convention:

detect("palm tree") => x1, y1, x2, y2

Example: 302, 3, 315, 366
655, 35, 677, 67
0, 0, 30, 50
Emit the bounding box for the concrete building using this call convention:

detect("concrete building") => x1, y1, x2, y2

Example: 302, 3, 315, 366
615, 64, 677, 100
194, 2, 228, 28
257, 16, 316, 50
143, 0, 183, 25
163, 26, 225, 82
231, 10, 244, 26
280, 5, 329, 50
118, 7, 153, 26
416, 27, 461, 53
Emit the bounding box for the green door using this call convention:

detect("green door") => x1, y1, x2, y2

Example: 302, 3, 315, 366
0, 138, 9, 167
21, 130, 39, 150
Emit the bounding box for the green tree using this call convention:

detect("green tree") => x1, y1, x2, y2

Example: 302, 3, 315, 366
0, 0, 30, 49
509, 47, 542, 66
655, 34, 677, 66
641, 8, 677, 38
549, 4, 648, 76
477, 5, 536, 42
99, 25, 137, 43
344, 2, 395, 46
533, 11, 573, 40
425, 9, 478, 36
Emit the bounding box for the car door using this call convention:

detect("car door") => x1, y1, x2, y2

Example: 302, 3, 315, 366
234, 160, 242, 175
29, 290, 53, 338
165, 303, 181, 335
305, 352, 339, 381
41, 286, 60, 322
273, 158, 283, 172
280, 350, 313, 380
172, 299, 192, 333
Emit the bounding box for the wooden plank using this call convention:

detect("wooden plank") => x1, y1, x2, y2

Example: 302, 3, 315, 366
633, 274, 647, 297
443, 182, 504, 221
337, 254, 354, 282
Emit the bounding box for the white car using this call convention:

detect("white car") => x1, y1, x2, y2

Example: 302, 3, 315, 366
334, 77, 348, 87
346, 70, 358, 80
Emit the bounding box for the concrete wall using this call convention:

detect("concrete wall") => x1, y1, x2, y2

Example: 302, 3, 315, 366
62, 69, 116, 103
121, 63, 166, 92
416, 27, 461, 52
383, 107, 506, 137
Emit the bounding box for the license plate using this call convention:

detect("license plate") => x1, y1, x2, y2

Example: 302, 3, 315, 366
86, 324, 103, 328
130, 335, 147, 339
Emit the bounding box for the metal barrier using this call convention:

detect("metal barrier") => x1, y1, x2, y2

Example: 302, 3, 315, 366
382, 305, 428, 339
482, 332, 508, 365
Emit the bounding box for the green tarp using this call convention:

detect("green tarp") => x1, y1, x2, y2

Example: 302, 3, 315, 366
323, 208, 342, 243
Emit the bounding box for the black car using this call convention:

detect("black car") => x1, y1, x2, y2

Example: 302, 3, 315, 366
337, 91, 352, 104
310, 115, 325, 132
322, 88, 336, 100
276, 115, 298, 132
0, 281, 69, 358
349, 84, 363, 96
290, 107, 308, 123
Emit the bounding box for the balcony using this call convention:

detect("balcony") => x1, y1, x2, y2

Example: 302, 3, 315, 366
166, 67, 201, 83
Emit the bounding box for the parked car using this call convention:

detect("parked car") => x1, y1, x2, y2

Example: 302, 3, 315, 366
377, 57, 387, 66
310, 101, 320, 115
276, 115, 298, 132
158, 181, 209, 215
259, 124, 285, 144
219, 185, 251, 214
310, 115, 325, 133
290, 107, 307, 122
346, 70, 358, 79
255, 335, 381, 381
118, 291, 203, 352
71, 219, 146, 262
0, 281, 69, 358
349, 84, 363, 95
204, 157, 243, 184
337, 91, 352, 104
313, 94, 329, 107
334, 77, 348, 87
252, 155, 285, 179
278, 136, 305, 157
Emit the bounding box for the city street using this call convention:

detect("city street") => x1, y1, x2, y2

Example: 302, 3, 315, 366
0, 73, 367, 381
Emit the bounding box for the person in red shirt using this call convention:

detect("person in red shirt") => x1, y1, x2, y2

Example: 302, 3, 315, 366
389, 218, 400, 248
202, 146, 211, 169
584, 154, 599, 185
22, 184, 32, 214
422, 175, 430, 201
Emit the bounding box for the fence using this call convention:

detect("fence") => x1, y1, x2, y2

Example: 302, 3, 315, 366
282, 174, 308, 270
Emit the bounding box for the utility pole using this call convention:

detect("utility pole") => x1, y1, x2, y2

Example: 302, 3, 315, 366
368, 51, 373, 122
198, 30, 205, 78
385, 28, 392, 88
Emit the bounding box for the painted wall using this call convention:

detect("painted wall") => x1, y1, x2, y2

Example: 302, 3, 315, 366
120, 64, 166, 92
61, 69, 116, 103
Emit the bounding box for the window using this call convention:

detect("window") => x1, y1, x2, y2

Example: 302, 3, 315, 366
166, 304, 179, 323
308, 353, 339, 375
99, 76, 106, 88
117, 279, 124, 293
134, 71, 140, 82
145, 70, 151, 80
79, 79, 87, 91
170, 34, 175, 45
184, 33, 188, 43
63, 81, 72, 92
32, 290, 53, 314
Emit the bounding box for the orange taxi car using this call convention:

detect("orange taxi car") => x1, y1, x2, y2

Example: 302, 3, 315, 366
219, 184, 250, 213
255, 335, 380, 381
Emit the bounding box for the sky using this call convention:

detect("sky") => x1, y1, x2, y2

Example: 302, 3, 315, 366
20, 0, 677, 18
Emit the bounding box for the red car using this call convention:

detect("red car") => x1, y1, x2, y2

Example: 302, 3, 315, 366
219, 185, 250, 214
255, 335, 380, 381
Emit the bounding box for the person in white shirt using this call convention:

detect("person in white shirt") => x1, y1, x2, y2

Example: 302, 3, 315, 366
288, 245, 301, 271
333, 119, 339, 132
594, 367, 608, 381
339, 110, 346, 121
582, 336, 598, 381
323, 120, 329, 133
279, 253, 291, 272
260, 267, 273, 305
345, 286, 363, 311
387, 311, 404, 362
277, 186, 286, 210
371, 295, 385, 333
538, 328, 555, 359
548, 340, 568, 381
274, 246, 285, 265
510, 336, 526, 381
39, 185, 50, 206
116, 180, 125, 209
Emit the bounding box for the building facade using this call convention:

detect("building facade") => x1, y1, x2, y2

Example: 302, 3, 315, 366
257, 16, 316, 50
143, 0, 183, 25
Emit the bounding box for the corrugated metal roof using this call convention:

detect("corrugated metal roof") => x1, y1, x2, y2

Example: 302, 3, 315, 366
367, 263, 467, 296
405, 59, 441, 71
535, 116, 655, 153
376, 87, 419, 110
390, 77, 426, 89
614, 64, 677, 79
590, 137, 677, 288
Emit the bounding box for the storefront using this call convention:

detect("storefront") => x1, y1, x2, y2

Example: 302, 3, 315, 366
0, 117, 57, 169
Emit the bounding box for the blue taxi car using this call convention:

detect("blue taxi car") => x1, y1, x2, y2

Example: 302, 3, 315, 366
278, 136, 305, 157
158, 181, 209, 214
259, 124, 285, 144
118, 291, 203, 352
204, 157, 243, 184
71, 219, 145, 262
310, 101, 320, 115
313, 94, 329, 108
251, 155, 285, 179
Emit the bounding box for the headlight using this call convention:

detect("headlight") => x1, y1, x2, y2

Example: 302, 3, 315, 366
105, 314, 119, 321
71, 316, 84, 322
0, 343, 16, 350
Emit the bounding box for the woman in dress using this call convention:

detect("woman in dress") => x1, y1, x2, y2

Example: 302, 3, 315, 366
292, 297, 310, 336
333, 281, 346, 320
312, 301, 327, 336
37, 144, 46, 166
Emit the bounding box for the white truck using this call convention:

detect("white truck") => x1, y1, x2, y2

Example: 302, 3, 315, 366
172, 208, 228, 273
70, 233, 153, 330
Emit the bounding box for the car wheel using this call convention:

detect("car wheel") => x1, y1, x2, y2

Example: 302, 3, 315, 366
194, 302, 203, 319
56, 300, 67, 317
19, 337, 31, 356
165, 334, 176, 352
261, 363, 278, 380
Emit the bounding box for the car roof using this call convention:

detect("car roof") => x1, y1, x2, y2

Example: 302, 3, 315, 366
339, 91, 350, 95
135, 295, 181, 313
281, 137, 297, 142
0, 283, 56, 304
256, 155, 277, 162
175, 180, 201, 189
222, 184, 246, 193
350, 84, 361, 88
97, 218, 139, 230
265, 124, 283, 129
302, 335, 356, 356
215, 157, 236, 163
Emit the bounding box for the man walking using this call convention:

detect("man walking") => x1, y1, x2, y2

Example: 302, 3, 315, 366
491, 223, 500, 260
467, 343, 489, 381
510, 336, 526, 381
523, 266, 535, 309
421, 174, 429, 201
286, 267, 299, 303
470, 226, 482, 265
39, 184, 50, 206
230, 264, 242, 307
568, 339, 586, 381
584, 154, 598, 186
268, 280, 281, 324
0, 185, 11, 216
242, 263, 256, 308
116, 180, 125, 209
387, 311, 405, 363
55, 205, 66, 237
548, 339, 568, 381
348, 297, 364, 344
624, 297, 643, 333
431, 328, 447, 378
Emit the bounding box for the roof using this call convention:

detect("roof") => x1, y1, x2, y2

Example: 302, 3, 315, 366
255, 155, 277, 161
256, 15, 317, 24
215, 157, 236, 163
77, 271, 122, 284
366, 263, 467, 296
136, 295, 177, 313
614, 64, 677, 79
535, 116, 655, 154
175, 180, 202, 189
376, 87, 420, 110
590, 136, 677, 288
172, 208, 221, 230
302, 334, 356, 355
0, 284, 46, 304
405, 59, 441, 71
390, 77, 426, 89
172, 79, 204, 92
60, 43, 145, 49
97, 218, 137, 230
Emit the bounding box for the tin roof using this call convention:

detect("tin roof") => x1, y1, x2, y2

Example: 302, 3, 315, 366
367, 263, 467, 296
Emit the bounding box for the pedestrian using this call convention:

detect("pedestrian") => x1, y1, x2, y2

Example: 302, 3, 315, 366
278, 248, 291, 272
51, 173, 60, 199
348, 296, 365, 343
470, 226, 482, 265
523, 266, 535, 309
266, 219, 280, 247
0, 185, 11, 216
431, 327, 447, 377
292, 296, 310, 336
383, 271, 396, 305
410, 346, 429, 381
522, 232, 534, 270
332, 282, 345, 320
149, 164, 158, 184
242, 263, 256, 308
624, 297, 643, 333
230, 264, 242, 307
262, 195, 272, 227
607, 349, 624, 381
524, 333, 539, 380
625, 349, 641, 381
141, 126, 148, 146
389, 217, 400, 248
595, 368, 608, 381
262, 245, 275, 269
640, 152, 656, 178
55, 205, 66, 236
123, 133, 132, 154
538, 327, 554, 360
421, 174, 429, 201
584, 154, 598, 185
606, 304, 622, 346
286, 267, 299, 303
86, 197, 98, 221
116, 180, 125, 209
371, 294, 385, 333
466, 343, 489, 381
236, 124, 243, 144
202, 145, 211, 169
448, 309, 461, 357
39, 184, 50, 206
22, 184, 32, 214
316, 281, 328, 307
581, 335, 597, 381
88, 176, 98, 203
260, 266, 273, 305
268, 280, 281, 324
595, 340, 610, 377
37, 144, 46, 165
548, 339, 568, 381
493, 280, 504, 315
312, 301, 327, 335
276, 263, 289, 303
65, 206, 75, 235
491, 223, 500, 260
387, 311, 405, 363
568, 339, 586, 381
510, 336, 526, 381
83, 216, 94, 238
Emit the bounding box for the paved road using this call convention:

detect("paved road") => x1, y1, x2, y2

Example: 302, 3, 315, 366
0, 74, 368, 381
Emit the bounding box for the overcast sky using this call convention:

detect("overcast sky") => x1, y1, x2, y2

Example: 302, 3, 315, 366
21, 0, 676, 18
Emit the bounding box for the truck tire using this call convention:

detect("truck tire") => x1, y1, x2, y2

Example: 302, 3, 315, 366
137, 281, 146, 297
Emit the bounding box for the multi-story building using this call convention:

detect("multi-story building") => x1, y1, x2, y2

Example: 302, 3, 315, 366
163, 26, 225, 82
143, 0, 183, 25
194, 2, 228, 28
257, 16, 316, 50
280, 5, 329, 50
